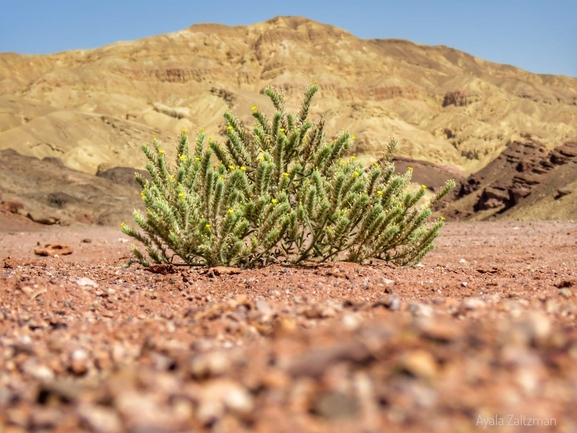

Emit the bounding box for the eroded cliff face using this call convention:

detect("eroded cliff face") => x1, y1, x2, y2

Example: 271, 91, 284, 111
1, 15, 576, 177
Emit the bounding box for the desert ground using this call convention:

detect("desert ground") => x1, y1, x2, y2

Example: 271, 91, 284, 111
2, 15, 577, 433
1, 213, 576, 433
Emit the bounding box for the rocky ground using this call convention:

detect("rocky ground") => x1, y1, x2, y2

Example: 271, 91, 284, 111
0, 219, 576, 432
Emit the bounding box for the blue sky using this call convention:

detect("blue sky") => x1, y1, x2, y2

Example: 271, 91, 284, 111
1, 0, 575, 77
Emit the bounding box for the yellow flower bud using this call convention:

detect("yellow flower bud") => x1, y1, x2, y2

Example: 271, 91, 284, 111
240, 166, 246, 171
205, 224, 211, 230
251, 106, 257, 111
271, 199, 278, 204
408, 167, 413, 171
351, 135, 356, 140
152, 135, 157, 139
199, 127, 204, 132
120, 222, 126, 227
140, 192, 145, 198
158, 149, 165, 155
227, 125, 233, 131
181, 128, 187, 134
208, 136, 213, 141
228, 209, 234, 215
377, 190, 383, 196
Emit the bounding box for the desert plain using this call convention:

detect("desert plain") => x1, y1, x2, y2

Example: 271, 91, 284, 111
1, 15, 577, 433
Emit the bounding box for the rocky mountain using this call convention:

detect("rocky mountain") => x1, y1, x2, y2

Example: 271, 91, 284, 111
1, 16, 576, 226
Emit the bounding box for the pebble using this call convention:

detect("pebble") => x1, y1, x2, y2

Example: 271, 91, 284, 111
459, 297, 485, 312
76, 277, 98, 289
313, 391, 358, 419
78, 404, 123, 433
398, 350, 438, 379
409, 302, 433, 318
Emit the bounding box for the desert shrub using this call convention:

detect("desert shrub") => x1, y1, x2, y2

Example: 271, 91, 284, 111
121, 83, 454, 268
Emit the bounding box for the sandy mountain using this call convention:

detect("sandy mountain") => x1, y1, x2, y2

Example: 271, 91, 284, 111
2, 16, 576, 176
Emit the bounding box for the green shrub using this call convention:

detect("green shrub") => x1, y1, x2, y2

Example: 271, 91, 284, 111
121, 83, 454, 268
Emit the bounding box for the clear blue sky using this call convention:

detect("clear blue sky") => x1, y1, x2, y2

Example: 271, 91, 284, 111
1, 0, 575, 77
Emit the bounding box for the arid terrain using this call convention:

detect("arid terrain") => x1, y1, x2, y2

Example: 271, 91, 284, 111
0, 213, 576, 432
1, 14, 577, 433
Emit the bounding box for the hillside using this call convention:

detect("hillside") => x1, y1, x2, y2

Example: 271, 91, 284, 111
1, 16, 576, 225
2, 16, 576, 175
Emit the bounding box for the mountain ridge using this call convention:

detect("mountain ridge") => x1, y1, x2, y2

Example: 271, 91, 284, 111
1, 16, 576, 174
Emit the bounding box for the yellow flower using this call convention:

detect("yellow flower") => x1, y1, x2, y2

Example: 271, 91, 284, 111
195, 157, 201, 162
257, 155, 264, 162
228, 209, 234, 215
251, 106, 257, 111
158, 149, 165, 155
353, 171, 359, 177
229, 165, 235, 170
170, 174, 175, 180
208, 136, 213, 141
408, 166, 413, 171
350, 155, 356, 160
377, 190, 383, 196
283, 172, 289, 178
240, 166, 246, 171
205, 224, 211, 230
351, 135, 356, 140
179, 154, 187, 160
140, 192, 145, 198
181, 128, 187, 134
440, 216, 446, 221
152, 135, 157, 139
271, 199, 278, 204
279, 128, 285, 132
373, 162, 379, 168
120, 222, 126, 228
219, 175, 224, 180
227, 125, 233, 131
312, 80, 317, 85
178, 192, 184, 198
421, 184, 427, 190
199, 127, 204, 132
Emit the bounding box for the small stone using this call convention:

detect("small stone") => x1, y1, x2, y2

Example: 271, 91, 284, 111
459, 297, 485, 312
190, 351, 231, 379
81, 238, 92, 243
409, 302, 433, 318
342, 313, 360, 330
34, 243, 73, 256
78, 405, 123, 433
255, 299, 273, 315
374, 294, 401, 311
76, 277, 98, 289
70, 349, 89, 375
313, 391, 358, 420
398, 350, 438, 379
461, 281, 468, 287
558, 288, 573, 299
